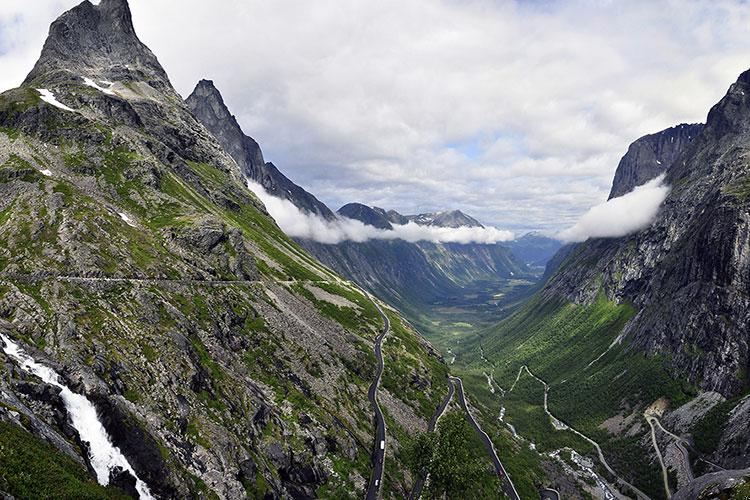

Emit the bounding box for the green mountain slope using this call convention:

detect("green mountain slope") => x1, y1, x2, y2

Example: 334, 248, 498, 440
456, 73, 750, 499
0, 0, 448, 498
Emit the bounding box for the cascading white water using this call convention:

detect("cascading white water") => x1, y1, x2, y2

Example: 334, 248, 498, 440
0, 333, 155, 500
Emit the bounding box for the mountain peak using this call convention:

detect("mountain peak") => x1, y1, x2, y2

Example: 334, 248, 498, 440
187, 80, 337, 221
700, 66, 750, 140
187, 79, 239, 130
186, 78, 265, 178
23, 0, 170, 87
409, 210, 483, 228
608, 123, 703, 199
338, 203, 394, 229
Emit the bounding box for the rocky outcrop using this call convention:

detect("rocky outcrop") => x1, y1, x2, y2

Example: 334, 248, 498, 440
608, 123, 703, 199
186, 80, 336, 220
23, 0, 170, 88
338, 203, 393, 229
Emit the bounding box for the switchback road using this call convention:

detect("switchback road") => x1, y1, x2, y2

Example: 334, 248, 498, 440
450, 376, 521, 500
408, 380, 455, 500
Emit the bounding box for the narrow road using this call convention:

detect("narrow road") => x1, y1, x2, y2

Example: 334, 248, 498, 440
0, 273, 335, 287
428, 379, 455, 432
540, 488, 561, 500
365, 296, 390, 500
409, 380, 455, 500
646, 416, 672, 498
650, 417, 695, 482
510, 366, 651, 500
450, 376, 521, 500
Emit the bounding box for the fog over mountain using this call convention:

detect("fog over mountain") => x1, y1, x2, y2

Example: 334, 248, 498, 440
557, 175, 671, 243
248, 180, 514, 244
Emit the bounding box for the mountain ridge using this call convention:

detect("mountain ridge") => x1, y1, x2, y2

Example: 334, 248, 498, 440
460, 66, 750, 498
0, 1, 451, 497
186, 79, 336, 221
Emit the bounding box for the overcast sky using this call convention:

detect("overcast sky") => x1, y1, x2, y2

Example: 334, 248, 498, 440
2, 0, 750, 232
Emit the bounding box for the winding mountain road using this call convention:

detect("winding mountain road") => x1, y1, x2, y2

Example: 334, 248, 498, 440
450, 376, 521, 500
408, 380, 455, 500
650, 417, 695, 481
365, 296, 390, 500
509, 366, 650, 500
646, 416, 672, 498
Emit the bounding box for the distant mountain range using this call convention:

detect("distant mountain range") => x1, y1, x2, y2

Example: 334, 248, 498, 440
337, 203, 484, 229
186, 82, 560, 310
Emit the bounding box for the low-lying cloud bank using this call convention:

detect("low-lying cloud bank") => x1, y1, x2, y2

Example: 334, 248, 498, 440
556, 175, 670, 243
248, 181, 514, 245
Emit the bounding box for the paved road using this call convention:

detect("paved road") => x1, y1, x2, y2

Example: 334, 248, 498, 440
450, 376, 521, 500
646, 416, 672, 498
511, 366, 650, 500
540, 488, 560, 500
365, 297, 390, 500
651, 417, 695, 482
408, 380, 455, 500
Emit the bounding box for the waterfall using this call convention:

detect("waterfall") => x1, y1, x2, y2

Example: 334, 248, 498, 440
0, 333, 155, 500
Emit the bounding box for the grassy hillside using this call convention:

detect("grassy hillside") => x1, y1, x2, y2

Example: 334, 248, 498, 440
455, 293, 696, 499
0, 77, 447, 497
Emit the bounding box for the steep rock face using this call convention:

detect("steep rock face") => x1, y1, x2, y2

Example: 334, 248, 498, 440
186, 80, 336, 220
0, 1, 448, 498
24, 0, 169, 88
608, 123, 703, 199
545, 71, 750, 398
185, 80, 265, 180
301, 238, 460, 304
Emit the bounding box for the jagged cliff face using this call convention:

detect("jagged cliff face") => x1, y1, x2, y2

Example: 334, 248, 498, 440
0, 1, 448, 498
186, 80, 336, 221
545, 72, 750, 398
24, 0, 170, 88
608, 123, 704, 199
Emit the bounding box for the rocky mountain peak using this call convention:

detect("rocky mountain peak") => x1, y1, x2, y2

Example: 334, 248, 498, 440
608, 123, 703, 199
186, 79, 265, 179
700, 66, 750, 141
187, 80, 337, 220
23, 0, 170, 87
410, 210, 484, 228
338, 203, 393, 229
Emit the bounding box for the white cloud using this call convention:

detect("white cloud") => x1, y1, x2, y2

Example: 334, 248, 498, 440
248, 181, 513, 244
556, 175, 670, 243
1, 1, 749, 231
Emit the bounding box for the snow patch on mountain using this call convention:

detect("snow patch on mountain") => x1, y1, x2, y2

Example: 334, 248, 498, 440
83, 77, 116, 96
36, 89, 76, 112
